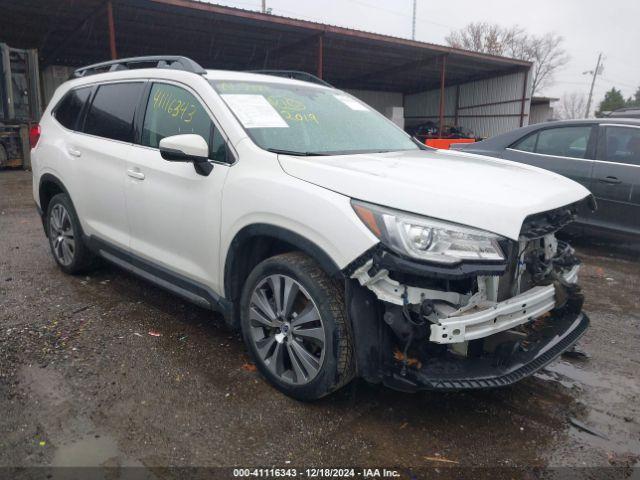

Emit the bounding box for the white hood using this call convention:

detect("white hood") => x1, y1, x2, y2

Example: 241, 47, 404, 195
278, 149, 591, 240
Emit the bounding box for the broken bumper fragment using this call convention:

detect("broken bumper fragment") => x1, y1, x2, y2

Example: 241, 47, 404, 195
386, 310, 589, 392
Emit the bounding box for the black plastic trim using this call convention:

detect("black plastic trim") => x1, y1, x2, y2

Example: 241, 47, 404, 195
160, 146, 207, 163
38, 173, 69, 195
38, 174, 72, 235
375, 250, 507, 280
132, 81, 151, 145
77, 86, 98, 133
345, 279, 389, 383
39, 173, 71, 197
224, 224, 342, 298
343, 245, 508, 280
384, 312, 589, 392
342, 243, 508, 280
519, 198, 589, 240
87, 236, 233, 319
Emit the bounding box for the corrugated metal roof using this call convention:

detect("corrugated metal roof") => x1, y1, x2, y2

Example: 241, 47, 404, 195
0, 0, 531, 92
174, 0, 530, 66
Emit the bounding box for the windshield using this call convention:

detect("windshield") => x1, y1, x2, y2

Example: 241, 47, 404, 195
211, 80, 419, 155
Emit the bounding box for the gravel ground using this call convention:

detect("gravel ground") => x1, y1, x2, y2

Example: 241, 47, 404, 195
1, 170, 639, 476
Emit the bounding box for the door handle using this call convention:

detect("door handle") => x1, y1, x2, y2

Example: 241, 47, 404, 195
127, 168, 145, 180
67, 147, 82, 158
598, 176, 621, 185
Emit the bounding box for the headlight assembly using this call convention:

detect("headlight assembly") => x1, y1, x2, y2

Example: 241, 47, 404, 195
352, 200, 505, 264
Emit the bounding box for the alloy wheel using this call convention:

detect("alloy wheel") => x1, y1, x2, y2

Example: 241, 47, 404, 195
49, 204, 75, 266
248, 274, 326, 385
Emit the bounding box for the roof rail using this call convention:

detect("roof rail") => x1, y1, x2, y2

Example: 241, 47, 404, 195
74, 56, 207, 78
248, 70, 332, 87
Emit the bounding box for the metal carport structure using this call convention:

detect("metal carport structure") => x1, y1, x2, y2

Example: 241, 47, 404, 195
0, 0, 532, 136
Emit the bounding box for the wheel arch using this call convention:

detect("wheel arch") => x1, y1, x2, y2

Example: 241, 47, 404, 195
223, 224, 343, 326
38, 174, 72, 236
39, 173, 70, 208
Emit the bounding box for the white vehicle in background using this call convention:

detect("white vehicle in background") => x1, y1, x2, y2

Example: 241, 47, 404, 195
31, 56, 593, 400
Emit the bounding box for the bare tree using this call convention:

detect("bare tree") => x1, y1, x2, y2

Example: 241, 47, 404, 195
445, 22, 524, 57
446, 23, 569, 97
525, 33, 570, 97
445, 22, 525, 56
557, 92, 587, 120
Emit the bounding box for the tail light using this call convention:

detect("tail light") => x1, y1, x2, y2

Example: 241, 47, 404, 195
29, 124, 41, 149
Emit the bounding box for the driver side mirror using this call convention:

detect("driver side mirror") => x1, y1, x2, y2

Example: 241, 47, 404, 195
159, 134, 213, 176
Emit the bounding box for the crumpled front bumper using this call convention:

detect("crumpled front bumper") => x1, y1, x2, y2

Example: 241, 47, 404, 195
383, 308, 589, 392
345, 242, 588, 393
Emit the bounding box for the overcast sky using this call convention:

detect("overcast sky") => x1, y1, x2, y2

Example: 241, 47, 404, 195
208, 0, 640, 107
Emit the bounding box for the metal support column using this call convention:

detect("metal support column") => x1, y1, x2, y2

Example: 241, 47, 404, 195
519, 68, 529, 127
107, 1, 118, 60
19, 125, 31, 170
454, 84, 460, 126
438, 55, 447, 138
317, 34, 324, 79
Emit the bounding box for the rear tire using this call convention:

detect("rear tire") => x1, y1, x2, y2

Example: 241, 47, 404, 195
240, 252, 354, 401
46, 193, 96, 274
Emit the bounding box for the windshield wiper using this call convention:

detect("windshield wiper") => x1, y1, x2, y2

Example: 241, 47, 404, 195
266, 148, 328, 156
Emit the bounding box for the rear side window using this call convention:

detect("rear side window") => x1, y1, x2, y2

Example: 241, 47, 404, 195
54, 87, 92, 130
535, 126, 592, 159
512, 126, 592, 159
512, 132, 537, 152
603, 126, 640, 166
84, 83, 144, 142
141, 83, 227, 161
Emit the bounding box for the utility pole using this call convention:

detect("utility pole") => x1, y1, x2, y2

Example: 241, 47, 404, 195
411, 0, 417, 40
261, 0, 266, 13
584, 53, 603, 118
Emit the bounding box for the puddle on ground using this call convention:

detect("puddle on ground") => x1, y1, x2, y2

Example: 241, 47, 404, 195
18, 366, 149, 472
541, 361, 613, 390
537, 360, 640, 459
48, 433, 155, 480
51, 434, 120, 467
19, 365, 73, 406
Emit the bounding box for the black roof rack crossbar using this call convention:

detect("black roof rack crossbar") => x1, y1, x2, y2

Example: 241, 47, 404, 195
74, 56, 207, 78
248, 70, 332, 87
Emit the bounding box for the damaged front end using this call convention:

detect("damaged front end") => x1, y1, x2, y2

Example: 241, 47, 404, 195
345, 200, 591, 392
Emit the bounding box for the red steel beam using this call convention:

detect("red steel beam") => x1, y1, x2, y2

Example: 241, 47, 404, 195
107, 1, 118, 60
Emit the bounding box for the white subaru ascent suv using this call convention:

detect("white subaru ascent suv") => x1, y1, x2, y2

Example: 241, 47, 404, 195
31, 56, 593, 400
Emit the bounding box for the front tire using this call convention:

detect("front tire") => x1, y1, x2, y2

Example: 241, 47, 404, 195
46, 193, 96, 274
240, 252, 354, 401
